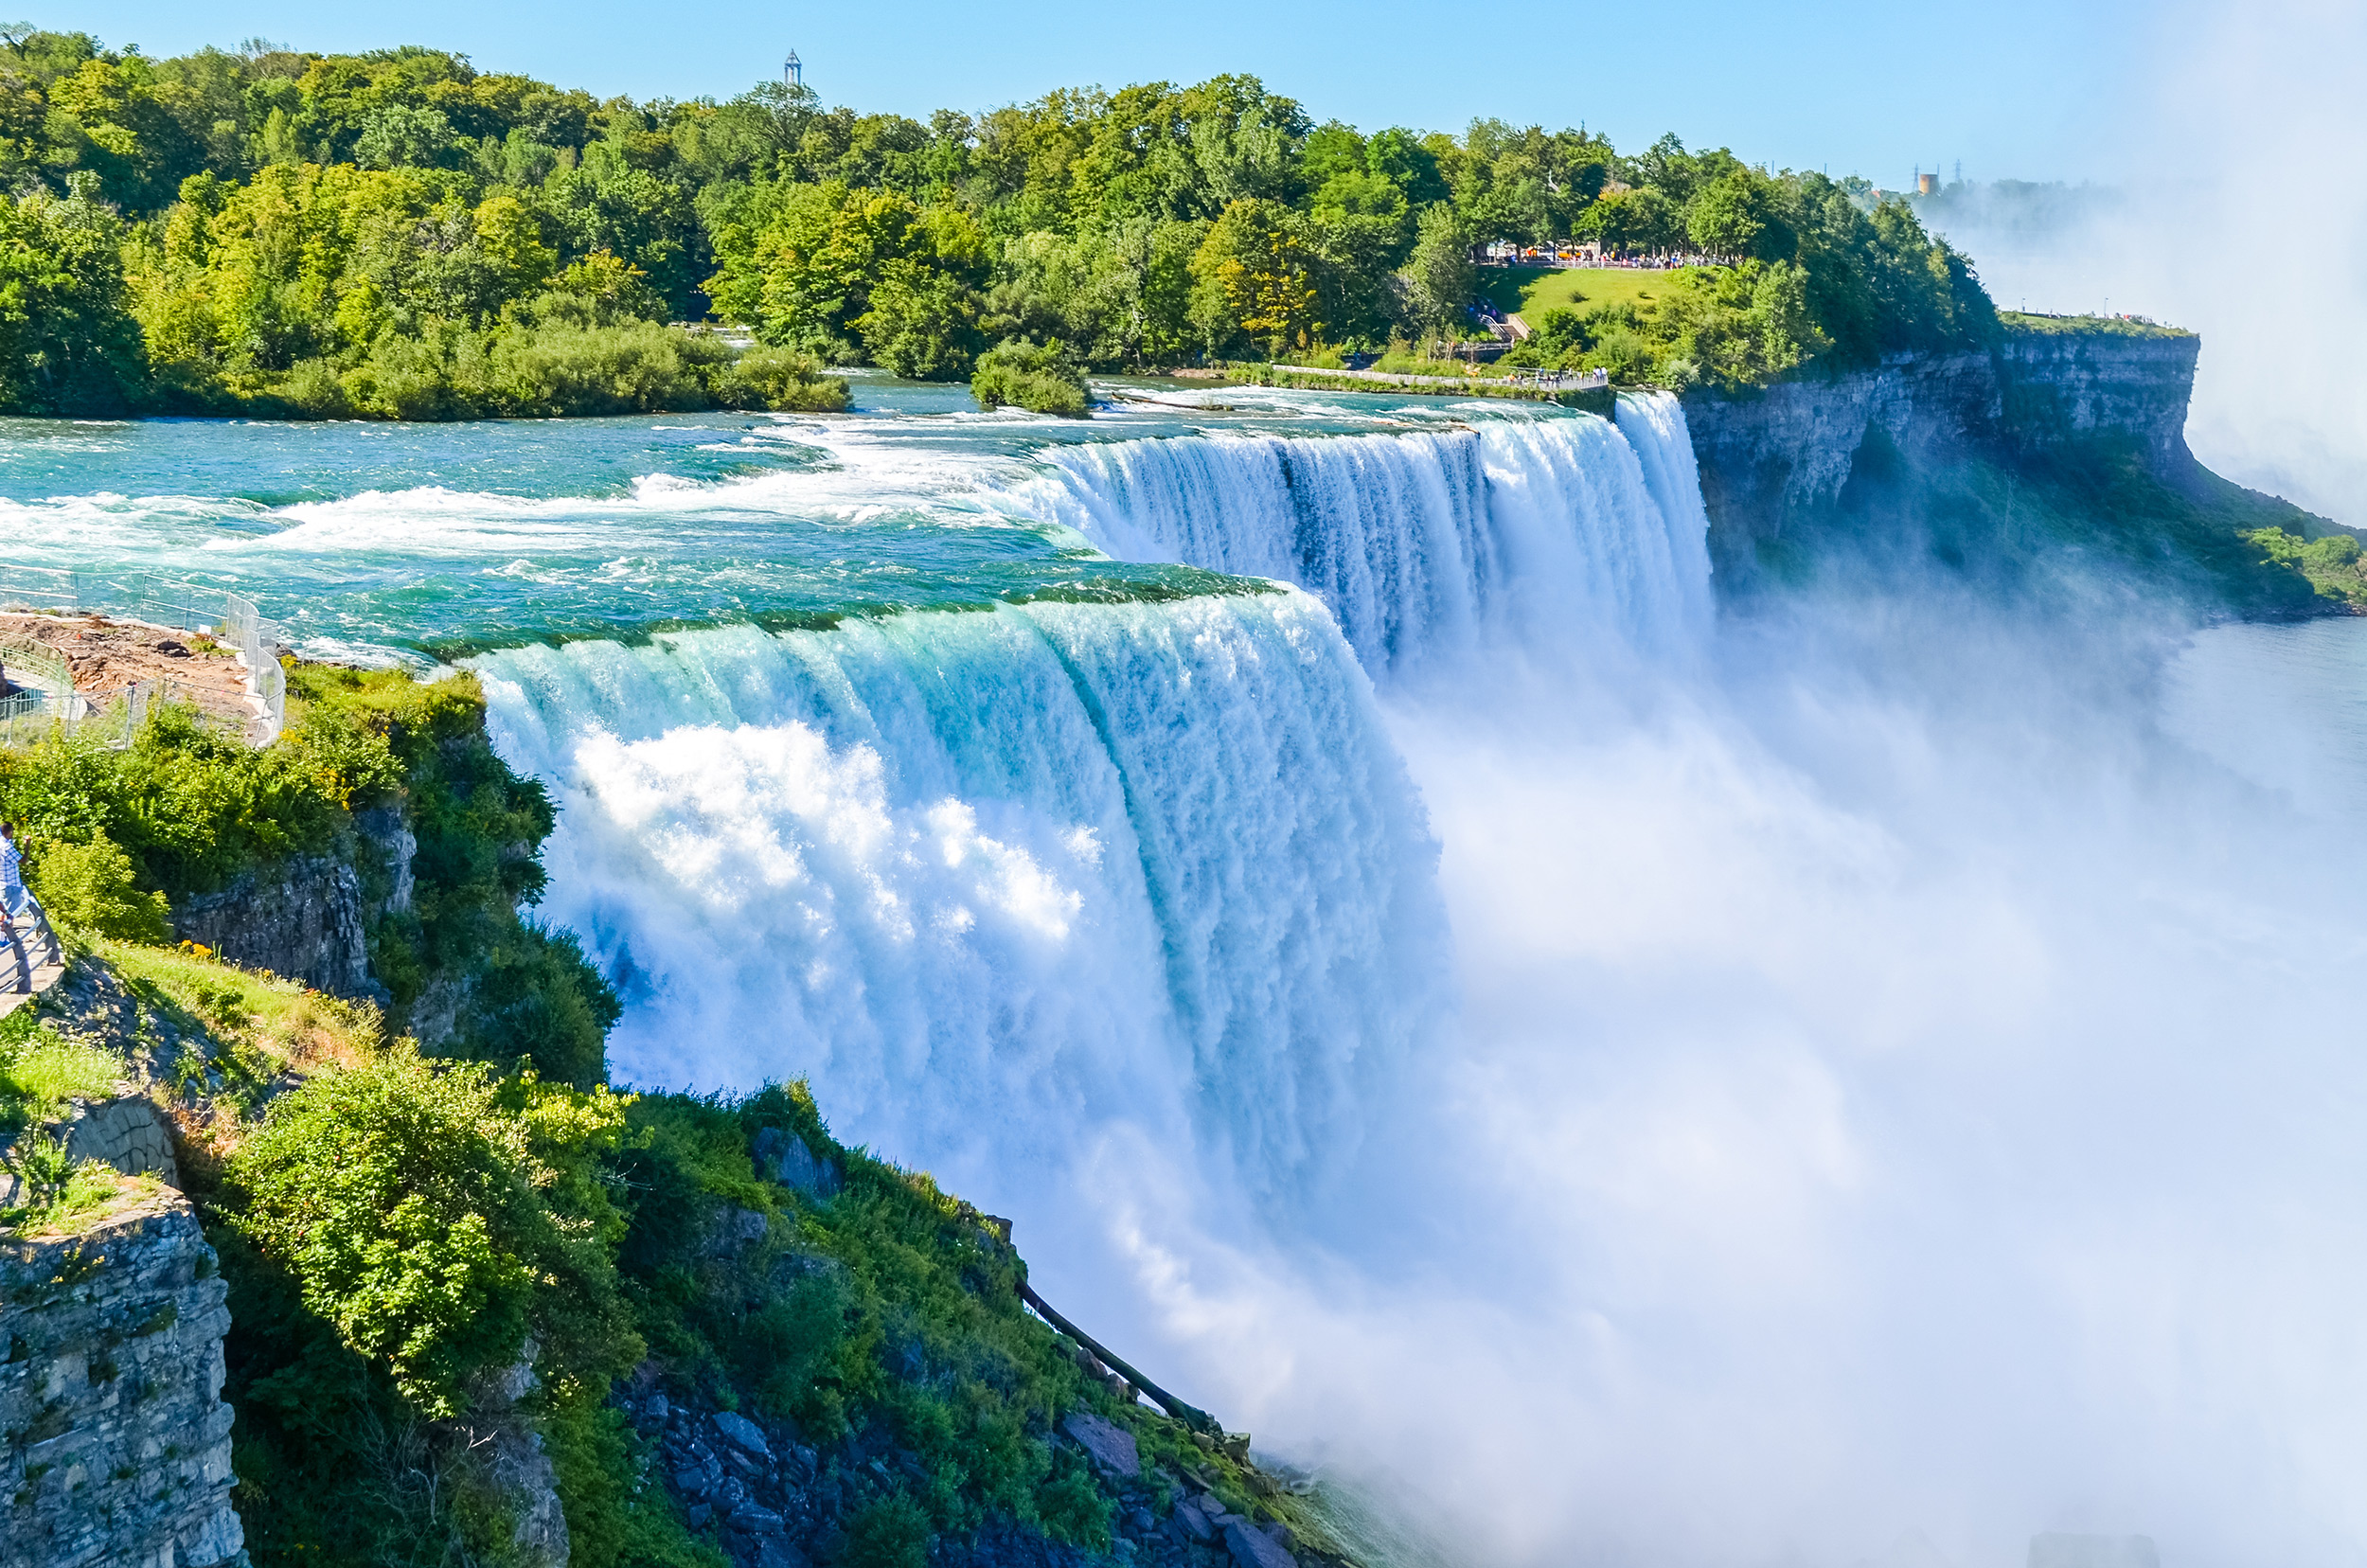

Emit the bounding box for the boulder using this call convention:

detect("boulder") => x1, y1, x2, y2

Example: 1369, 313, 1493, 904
713, 1409, 774, 1460
751, 1125, 843, 1198
1060, 1410, 1140, 1477
1223, 1519, 1298, 1568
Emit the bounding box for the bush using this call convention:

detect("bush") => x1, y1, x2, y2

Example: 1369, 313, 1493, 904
713, 346, 850, 412
842, 1494, 934, 1568
223, 1047, 632, 1418
489, 322, 727, 417
971, 337, 1090, 418
25, 830, 170, 941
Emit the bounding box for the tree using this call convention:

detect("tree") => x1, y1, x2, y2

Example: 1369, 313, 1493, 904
1395, 201, 1470, 345
0, 177, 145, 412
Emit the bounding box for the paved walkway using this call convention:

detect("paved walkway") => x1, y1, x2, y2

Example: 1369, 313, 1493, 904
1267, 363, 1611, 393
1, 953, 65, 1022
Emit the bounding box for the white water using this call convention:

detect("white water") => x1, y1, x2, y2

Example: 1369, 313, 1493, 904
477, 588, 1447, 1205
468, 390, 2367, 1568
1024, 396, 1713, 672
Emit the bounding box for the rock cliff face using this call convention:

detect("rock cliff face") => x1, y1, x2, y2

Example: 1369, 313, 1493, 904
0, 1189, 246, 1568
1679, 330, 2205, 571
171, 855, 374, 998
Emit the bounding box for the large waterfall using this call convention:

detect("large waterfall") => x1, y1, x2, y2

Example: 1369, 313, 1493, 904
1024, 394, 1714, 672
474, 399, 1708, 1205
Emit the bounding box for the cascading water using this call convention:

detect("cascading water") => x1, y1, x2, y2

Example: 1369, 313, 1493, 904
464, 401, 1713, 1218
1023, 394, 1714, 672
475, 588, 1450, 1203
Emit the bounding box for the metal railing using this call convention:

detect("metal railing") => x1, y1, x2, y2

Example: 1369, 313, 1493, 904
0, 679, 177, 751
0, 569, 286, 746
222, 592, 286, 743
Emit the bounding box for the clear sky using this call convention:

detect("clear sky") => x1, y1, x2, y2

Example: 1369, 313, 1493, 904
34, 0, 2165, 185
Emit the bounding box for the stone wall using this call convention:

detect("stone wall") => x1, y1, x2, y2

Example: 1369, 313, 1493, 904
1679, 330, 2203, 560
0, 1189, 246, 1568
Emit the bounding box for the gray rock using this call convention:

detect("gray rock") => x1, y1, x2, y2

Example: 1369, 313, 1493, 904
1172, 1496, 1215, 1543
489, 1426, 569, 1568
729, 1503, 787, 1533
751, 1125, 843, 1198
687, 1503, 712, 1530
1060, 1410, 1140, 1477
0, 1189, 247, 1568
758, 1542, 815, 1568
673, 1468, 710, 1498
706, 1204, 770, 1256
171, 853, 381, 1000
714, 1409, 774, 1460
645, 1392, 670, 1423
1223, 1519, 1298, 1568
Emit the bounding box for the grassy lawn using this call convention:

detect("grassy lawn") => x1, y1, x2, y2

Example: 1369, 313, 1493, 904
1480, 265, 1699, 324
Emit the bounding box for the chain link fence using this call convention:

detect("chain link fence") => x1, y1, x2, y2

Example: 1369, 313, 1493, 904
0, 569, 285, 748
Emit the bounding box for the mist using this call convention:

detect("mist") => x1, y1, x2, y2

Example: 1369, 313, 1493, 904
1921, 0, 2367, 526
1016, 567, 2367, 1568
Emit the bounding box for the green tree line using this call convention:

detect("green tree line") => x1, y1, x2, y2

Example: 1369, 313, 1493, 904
0, 26, 1995, 416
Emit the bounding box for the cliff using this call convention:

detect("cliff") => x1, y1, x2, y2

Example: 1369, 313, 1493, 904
0, 1182, 245, 1568
1677, 326, 2340, 614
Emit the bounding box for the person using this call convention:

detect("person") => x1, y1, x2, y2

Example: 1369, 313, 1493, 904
2, 820, 62, 993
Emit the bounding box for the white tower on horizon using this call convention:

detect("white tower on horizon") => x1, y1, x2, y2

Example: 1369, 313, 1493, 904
784, 50, 802, 88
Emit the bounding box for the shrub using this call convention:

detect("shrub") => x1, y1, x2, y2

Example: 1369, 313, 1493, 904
842, 1494, 934, 1568
971, 337, 1090, 418
713, 345, 850, 412
222, 1047, 631, 1418
25, 830, 170, 941
489, 322, 726, 417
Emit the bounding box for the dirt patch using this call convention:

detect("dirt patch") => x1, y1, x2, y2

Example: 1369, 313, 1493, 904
0, 612, 260, 737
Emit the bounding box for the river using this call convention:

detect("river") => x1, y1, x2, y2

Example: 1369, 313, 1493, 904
10, 383, 2367, 1568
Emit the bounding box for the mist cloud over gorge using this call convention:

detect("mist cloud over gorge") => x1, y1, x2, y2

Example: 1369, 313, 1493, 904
1923, 0, 2367, 526
1058, 580, 2367, 1568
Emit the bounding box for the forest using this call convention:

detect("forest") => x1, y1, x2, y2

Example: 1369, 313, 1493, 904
0, 27, 1997, 417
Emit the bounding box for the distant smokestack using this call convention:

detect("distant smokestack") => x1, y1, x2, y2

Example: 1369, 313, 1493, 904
1917, 171, 1937, 195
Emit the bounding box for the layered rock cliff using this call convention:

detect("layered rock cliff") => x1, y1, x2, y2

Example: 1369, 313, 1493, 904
1675, 326, 2330, 613
0, 1185, 245, 1568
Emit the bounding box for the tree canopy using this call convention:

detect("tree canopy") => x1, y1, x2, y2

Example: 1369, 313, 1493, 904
0, 27, 1998, 412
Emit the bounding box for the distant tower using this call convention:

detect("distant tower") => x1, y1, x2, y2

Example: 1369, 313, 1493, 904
1953, 158, 1963, 186
784, 50, 802, 88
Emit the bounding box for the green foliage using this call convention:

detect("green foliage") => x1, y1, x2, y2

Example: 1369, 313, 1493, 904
0, 1131, 121, 1234
0, 26, 2009, 403
843, 1494, 934, 1568
0, 179, 146, 412
2247, 526, 2367, 609
222, 1046, 634, 1418
0, 1011, 123, 1131
713, 344, 850, 411
971, 336, 1090, 417
25, 830, 169, 941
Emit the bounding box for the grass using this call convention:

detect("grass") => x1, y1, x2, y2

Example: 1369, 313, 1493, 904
1998, 311, 2193, 339
1, 1155, 155, 1238
1480, 265, 1695, 325
102, 938, 383, 1076
0, 1007, 124, 1131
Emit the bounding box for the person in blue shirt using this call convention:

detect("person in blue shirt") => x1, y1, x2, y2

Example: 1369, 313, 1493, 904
2, 821, 62, 991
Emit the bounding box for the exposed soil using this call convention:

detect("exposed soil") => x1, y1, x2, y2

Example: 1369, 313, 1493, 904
0, 612, 262, 737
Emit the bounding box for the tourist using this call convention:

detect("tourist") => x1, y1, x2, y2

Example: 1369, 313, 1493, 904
1, 820, 61, 992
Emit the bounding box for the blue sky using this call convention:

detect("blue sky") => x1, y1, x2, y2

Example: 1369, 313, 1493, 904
39, 0, 2162, 183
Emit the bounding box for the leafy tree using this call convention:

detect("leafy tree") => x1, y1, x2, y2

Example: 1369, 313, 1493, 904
1395, 201, 1471, 345
0, 177, 145, 410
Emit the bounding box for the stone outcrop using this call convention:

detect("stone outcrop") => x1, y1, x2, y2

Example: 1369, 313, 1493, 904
1677, 330, 2204, 563
171, 854, 375, 999
0, 1188, 246, 1568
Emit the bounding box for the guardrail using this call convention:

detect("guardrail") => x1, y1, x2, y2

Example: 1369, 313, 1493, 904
0, 570, 286, 746
0, 679, 174, 751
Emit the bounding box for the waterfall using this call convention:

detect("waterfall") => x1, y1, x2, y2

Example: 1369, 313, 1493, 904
1023, 394, 1713, 672
471, 395, 1715, 1206
474, 588, 1446, 1197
